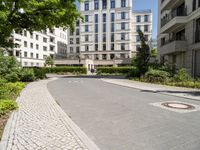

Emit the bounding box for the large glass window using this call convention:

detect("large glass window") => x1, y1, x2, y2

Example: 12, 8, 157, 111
144, 15, 149, 22
85, 25, 89, 32
111, 23, 115, 32
85, 15, 89, 22
121, 43, 125, 50
111, 0, 115, 8
103, 34, 106, 42
121, 22, 125, 30
121, 0, 126, 7
136, 16, 141, 22
103, 24, 106, 32
95, 34, 98, 43
102, 0, 107, 9
121, 33, 125, 40
121, 12, 126, 19
94, 0, 99, 10
111, 33, 114, 42
95, 14, 98, 23
95, 24, 98, 33
111, 13, 115, 22
85, 1, 89, 11
103, 13, 106, 22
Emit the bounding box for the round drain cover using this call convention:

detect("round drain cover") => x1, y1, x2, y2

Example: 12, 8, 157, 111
162, 102, 195, 110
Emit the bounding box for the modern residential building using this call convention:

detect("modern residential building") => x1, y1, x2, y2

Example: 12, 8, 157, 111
62, 0, 152, 69
158, 0, 200, 77
11, 28, 68, 67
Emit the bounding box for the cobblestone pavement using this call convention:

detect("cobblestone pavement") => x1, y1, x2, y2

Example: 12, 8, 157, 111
102, 79, 200, 101
0, 78, 99, 150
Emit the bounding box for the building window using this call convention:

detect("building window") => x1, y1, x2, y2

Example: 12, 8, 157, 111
95, 44, 98, 51
121, 22, 125, 30
76, 38, 80, 44
36, 34, 39, 40
110, 0, 115, 8
24, 52, 27, 57
85, 1, 89, 11
95, 24, 98, 33
144, 25, 149, 32
121, 0, 126, 7
85, 45, 89, 51
103, 34, 106, 42
94, 0, 99, 10
195, 18, 200, 43
76, 47, 80, 53
111, 33, 114, 42
24, 31, 27, 37
36, 54, 39, 59
110, 54, 115, 59
121, 43, 125, 50
95, 34, 98, 43
136, 45, 140, 51
31, 53, 34, 58
102, 54, 107, 60
136, 35, 140, 42
85, 15, 89, 22
121, 12, 126, 19
36, 44, 39, 50
24, 41, 27, 47
103, 24, 106, 32
144, 35, 149, 41
95, 14, 98, 23
111, 43, 114, 50
70, 30, 74, 36
144, 15, 149, 22
43, 55, 47, 59
121, 33, 125, 40
103, 44, 106, 51
70, 47, 73, 53
16, 51, 20, 57
43, 46, 47, 51
103, 13, 106, 22
136, 25, 141, 32
111, 23, 115, 32
76, 28, 80, 35
102, 0, 107, 9
50, 45, 55, 51
111, 13, 115, 22
30, 33, 33, 38
136, 16, 141, 22
85, 35, 89, 42
85, 25, 89, 32
30, 43, 33, 48
76, 20, 80, 27
43, 37, 47, 43
70, 38, 73, 44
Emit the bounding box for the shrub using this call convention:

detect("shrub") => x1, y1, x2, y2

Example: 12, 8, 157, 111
5, 72, 20, 82
42, 67, 87, 74
96, 67, 134, 75
172, 68, 192, 82
145, 69, 171, 83
32, 68, 46, 79
0, 99, 18, 116
20, 69, 35, 82
127, 67, 140, 77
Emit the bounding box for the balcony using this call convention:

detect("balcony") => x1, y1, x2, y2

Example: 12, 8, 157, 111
161, 9, 187, 33
161, 0, 184, 10
160, 40, 187, 55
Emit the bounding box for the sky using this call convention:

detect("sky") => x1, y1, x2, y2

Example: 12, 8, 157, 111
133, 0, 158, 39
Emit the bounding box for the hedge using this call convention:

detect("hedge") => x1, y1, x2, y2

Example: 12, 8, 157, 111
42, 67, 87, 74
96, 67, 138, 75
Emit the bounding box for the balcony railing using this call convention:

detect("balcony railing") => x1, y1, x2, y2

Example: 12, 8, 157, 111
161, 37, 186, 47
195, 31, 200, 43
161, 8, 187, 27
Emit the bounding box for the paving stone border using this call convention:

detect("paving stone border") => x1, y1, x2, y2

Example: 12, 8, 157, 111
0, 78, 100, 150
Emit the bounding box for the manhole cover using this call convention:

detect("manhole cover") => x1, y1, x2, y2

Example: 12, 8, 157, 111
162, 102, 195, 110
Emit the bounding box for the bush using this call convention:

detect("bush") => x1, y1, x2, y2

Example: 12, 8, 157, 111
145, 69, 171, 83
127, 67, 140, 77
32, 68, 46, 79
20, 69, 35, 82
96, 67, 134, 75
0, 99, 18, 116
42, 67, 87, 74
172, 68, 192, 82
5, 72, 20, 82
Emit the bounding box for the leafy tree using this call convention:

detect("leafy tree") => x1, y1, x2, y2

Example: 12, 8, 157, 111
134, 30, 151, 76
151, 48, 157, 58
45, 56, 54, 67
0, 0, 81, 48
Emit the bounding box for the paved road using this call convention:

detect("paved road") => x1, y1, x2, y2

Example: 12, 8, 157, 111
47, 76, 200, 150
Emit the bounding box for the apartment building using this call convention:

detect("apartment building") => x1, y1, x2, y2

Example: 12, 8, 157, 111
158, 0, 200, 77
11, 28, 68, 67
65, 0, 152, 68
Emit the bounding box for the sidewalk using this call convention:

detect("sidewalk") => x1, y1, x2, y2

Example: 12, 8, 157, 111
101, 79, 200, 101
0, 78, 100, 150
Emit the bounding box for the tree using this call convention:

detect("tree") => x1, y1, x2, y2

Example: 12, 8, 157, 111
0, 0, 81, 48
45, 56, 54, 67
151, 48, 158, 58
134, 30, 151, 76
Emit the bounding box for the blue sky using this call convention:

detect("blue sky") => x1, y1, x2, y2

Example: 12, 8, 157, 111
133, 0, 158, 39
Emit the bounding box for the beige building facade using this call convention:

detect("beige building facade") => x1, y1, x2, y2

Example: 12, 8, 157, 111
158, 0, 200, 77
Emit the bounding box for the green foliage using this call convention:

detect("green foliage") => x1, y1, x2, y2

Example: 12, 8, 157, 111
0, 99, 18, 116
5, 72, 19, 82
43, 67, 87, 74
144, 68, 171, 83
96, 67, 134, 75
172, 68, 192, 82
134, 30, 151, 75
32, 68, 46, 79
20, 69, 35, 82
0, 0, 82, 48
151, 48, 158, 58
45, 56, 54, 67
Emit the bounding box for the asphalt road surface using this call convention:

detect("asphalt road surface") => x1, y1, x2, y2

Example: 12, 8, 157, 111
48, 76, 200, 150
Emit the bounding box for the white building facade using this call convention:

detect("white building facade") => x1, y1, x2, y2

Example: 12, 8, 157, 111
66, 0, 152, 67
158, 0, 200, 77
11, 28, 68, 67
